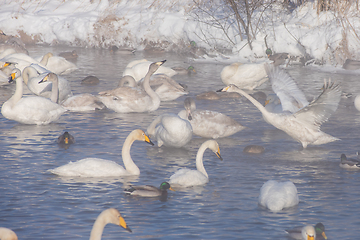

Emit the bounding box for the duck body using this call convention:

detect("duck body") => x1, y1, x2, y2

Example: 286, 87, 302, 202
169, 140, 222, 187
49, 129, 153, 177
124, 182, 174, 197
99, 61, 165, 113
146, 113, 192, 148
1, 70, 66, 125
220, 62, 268, 90
178, 97, 245, 139
340, 153, 360, 169
258, 180, 299, 212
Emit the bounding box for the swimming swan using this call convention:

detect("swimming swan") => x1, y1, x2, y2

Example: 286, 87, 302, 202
0, 227, 18, 240
49, 129, 154, 177
124, 182, 175, 197
258, 180, 299, 212
178, 97, 245, 139
286, 223, 327, 240
61, 93, 106, 112
169, 140, 222, 187
98, 60, 165, 113
220, 62, 268, 90
219, 80, 341, 148
122, 59, 177, 82
39, 52, 78, 75
1, 70, 66, 125
146, 113, 193, 148
89, 208, 131, 240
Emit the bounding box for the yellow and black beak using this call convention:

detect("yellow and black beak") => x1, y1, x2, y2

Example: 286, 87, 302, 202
144, 133, 154, 146
8, 72, 16, 83
215, 147, 223, 161
39, 73, 50, 84
156, 60, 166, 67
216, 86, 229, 92
119, 216, 132, 233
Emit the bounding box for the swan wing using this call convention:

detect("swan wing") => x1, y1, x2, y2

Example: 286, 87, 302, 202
265, 64, 308, 113
293, 79, 341, 130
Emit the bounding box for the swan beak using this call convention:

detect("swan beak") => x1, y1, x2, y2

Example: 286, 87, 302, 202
216, 147, 223, 161
8, 72, 16, 83
156, 60, 166, 66
39, 73, 50, 84
216, 86, 228, 92
144, 134, 154, 146
322, 232, 327, 239
169, 186, 175, 192
119, 216, 132, 233
264, 99, 270, 106
1, 62, 11, 69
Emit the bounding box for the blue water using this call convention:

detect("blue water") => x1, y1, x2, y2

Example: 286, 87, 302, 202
1, 45, 360, 239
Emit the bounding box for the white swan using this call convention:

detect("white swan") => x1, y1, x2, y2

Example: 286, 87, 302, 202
178, 97, 245, 139
265, 64, 308, 113
22, 65, 73, 103
258, 180, 299, 212
146, 113, 193, 148
49, 129, 154, 177
286, 223, 327, 240
169, 140, 222, 187
122, 59, 177, 82
119, 74, 188, 102
0, 227, 18, 240
286, 225, 316, 240
220, 62, 268, 90
90, 208, 131, 240
1, 70, 66, 125
38, 52, 78, 75
98, 60, 164, 113
219, 80, 342, 148
61, 93, 106, 112
0, 52, 47, 72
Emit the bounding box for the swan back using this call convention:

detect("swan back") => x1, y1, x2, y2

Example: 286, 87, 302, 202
0, 227, 18, 240
89, 208, 131, 240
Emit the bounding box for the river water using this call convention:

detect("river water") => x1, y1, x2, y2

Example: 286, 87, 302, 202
1, 45, 360, 239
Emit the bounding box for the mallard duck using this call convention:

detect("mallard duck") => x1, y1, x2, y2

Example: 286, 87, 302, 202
171, 66, 196, 75
124, 182, 175, 197
219, 79, 341, 148
58, 50, 78, 60
89, 208, 131, 240
49, 129, 154, 177
178, 97, 245, 139
265, 48, 289, 66
243, 145, 265, 154
57, 131, 75, 145
0, 227, 18, 240
169, 140, 223, 187
1, 70, 66, 125
258, 180, 299, 212
340, 153, 360, 169
342, 59, 360, 70
81, 75, 100, 85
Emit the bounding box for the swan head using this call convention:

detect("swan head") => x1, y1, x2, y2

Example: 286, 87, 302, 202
314, 223, 327, 239
39, 72, 58, 84
302, 225, 315, 240
148, 60, 166, 74
206, 140, 223, 161
101, 208, 132, 233
184, 97, 196, 120
217, 84, 239, 93
160, 182, 175, 192
132, 129, 154, 146
8, 68, 21, 83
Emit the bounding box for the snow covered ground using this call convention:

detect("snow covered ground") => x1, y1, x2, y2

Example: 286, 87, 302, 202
0, 0, 360, 67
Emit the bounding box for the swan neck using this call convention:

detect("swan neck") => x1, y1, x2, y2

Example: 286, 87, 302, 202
147, 115, 162, 136
143, 68, 160, 107
50, 76, 60, 103
195, 143, 209, 178
121, 133, 140, 175
233, 88, 268, 114
9, 77, 24, 105
40, 53, 52, 65
22, 67, 37, 85
89, 214, 107, 240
